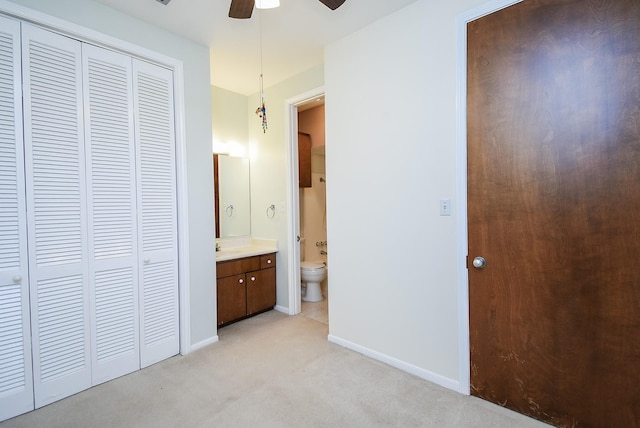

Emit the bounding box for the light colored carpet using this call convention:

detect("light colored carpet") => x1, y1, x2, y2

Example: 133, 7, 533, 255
1, 309, 550, 428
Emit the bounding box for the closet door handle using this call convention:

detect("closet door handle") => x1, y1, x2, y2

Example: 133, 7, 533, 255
13, 275, 22, 283
144, 258, 150, 264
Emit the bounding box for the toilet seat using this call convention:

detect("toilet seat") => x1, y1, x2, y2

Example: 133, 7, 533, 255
301, 261, 325, 271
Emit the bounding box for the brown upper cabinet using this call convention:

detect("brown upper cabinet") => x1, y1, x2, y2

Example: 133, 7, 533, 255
298, 132, 312, 188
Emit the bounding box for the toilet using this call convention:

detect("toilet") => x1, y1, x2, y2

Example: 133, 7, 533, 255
301, 261, 327, 302
300, 237, 327, 302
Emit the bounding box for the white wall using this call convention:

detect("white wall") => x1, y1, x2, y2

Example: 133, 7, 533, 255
248, 65, 324, 309
4, 0, 217, 347
324, 0, 489, 388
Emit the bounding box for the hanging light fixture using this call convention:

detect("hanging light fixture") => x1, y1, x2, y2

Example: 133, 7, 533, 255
255, 5, 269, 133
255, 0, 280, 9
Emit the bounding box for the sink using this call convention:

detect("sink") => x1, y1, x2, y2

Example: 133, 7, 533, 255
215, 243, 278, 261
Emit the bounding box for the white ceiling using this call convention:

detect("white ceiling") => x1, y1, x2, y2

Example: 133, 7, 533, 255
93, 0, 418, 95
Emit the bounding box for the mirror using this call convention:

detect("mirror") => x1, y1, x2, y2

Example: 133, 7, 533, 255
213, 154, 251, 239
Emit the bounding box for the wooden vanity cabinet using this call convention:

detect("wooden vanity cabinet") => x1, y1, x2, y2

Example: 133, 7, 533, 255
216, 253, 276, 327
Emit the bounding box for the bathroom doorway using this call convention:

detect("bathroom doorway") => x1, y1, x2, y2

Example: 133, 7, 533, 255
284, 87, 327, 322
298, 99, 327, 324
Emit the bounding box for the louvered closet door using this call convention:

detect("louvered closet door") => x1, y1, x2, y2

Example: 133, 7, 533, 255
83, 45, 140, 385
133, 60, 179, 367
22, 24, 92, 407
0, 17, 34, 421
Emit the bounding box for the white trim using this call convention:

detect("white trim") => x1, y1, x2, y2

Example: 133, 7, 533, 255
0, 0, 180, 70
0, 0, 192, 356
455, 0, 524, 396
189, 335, 219, 353
328, 335, 459, 392
274, 305, 289, 314
173, 63, 192, 356
283, 86, 325, 316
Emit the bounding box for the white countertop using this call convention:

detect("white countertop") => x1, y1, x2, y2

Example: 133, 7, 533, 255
215, 238, 278, 262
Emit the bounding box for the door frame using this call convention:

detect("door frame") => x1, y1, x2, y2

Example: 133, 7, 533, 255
284, 86, 325, 316
455, 0, 522, 395
0, 0, 193, 354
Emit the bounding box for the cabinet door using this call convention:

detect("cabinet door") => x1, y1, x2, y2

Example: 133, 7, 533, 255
0, 16, 34, 421
217, 274, 247, 325
298, 132, 312, 188
133, 59, 179, 368
83, 44, 140, 385
22, 24, 92, 408
246, 268, 276, 315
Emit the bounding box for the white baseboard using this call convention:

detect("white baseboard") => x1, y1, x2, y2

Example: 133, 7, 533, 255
188, 335, 219, 353
274, 305, 290, 315
327, 334, 462, 393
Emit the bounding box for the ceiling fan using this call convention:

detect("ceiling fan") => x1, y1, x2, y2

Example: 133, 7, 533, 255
229, 0, 346, 19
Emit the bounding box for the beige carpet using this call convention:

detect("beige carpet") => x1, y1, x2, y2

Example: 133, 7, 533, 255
1, 309, 550, 427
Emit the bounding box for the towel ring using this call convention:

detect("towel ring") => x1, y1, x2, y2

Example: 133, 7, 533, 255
225, 204, 234, 217
266, 204, 276, 219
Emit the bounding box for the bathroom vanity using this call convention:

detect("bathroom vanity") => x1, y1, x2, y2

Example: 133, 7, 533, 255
216, 245, 277, 327
213, 153, 278, 327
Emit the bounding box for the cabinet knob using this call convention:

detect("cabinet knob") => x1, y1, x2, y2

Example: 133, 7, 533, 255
13, 275, 22, 283
144, 258, 150, 264
238, 278, 244, 284
266, 259, 272, 264
250, 276, 256, 282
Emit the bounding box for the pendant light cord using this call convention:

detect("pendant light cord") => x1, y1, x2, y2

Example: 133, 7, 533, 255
256, 8, 268, 133
259, 8, 264, 98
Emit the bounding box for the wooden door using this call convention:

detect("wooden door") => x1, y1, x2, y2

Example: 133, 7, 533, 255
467, 1, 640, 426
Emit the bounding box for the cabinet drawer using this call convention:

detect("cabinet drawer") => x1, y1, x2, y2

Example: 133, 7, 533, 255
260, 253, 276, 270
216, 256, 260, 278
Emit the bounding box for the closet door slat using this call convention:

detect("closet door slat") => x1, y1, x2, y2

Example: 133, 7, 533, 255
83, 44, 140, 385
133, 60, 179, 368
0, 16, 34, 422
22, 23, 92, 408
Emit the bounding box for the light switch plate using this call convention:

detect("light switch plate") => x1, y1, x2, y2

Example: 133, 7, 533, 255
440, 199, 451, 216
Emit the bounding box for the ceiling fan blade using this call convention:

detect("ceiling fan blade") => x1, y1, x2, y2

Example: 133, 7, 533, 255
229, 0, 254, 19
318, 0, 346, 10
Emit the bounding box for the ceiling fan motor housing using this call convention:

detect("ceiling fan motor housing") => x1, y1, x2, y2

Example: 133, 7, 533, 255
229, 0, 346, 19
155, 0, 171, 5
